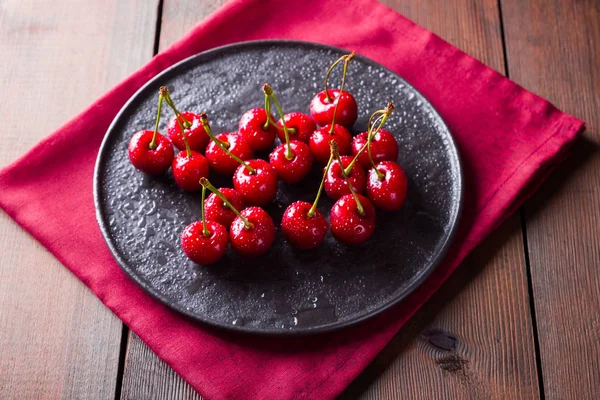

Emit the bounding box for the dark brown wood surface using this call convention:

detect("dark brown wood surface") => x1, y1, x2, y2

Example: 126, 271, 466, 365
0, 0, 158, 399
0, 0, 597, 399
501, 0, 600, 398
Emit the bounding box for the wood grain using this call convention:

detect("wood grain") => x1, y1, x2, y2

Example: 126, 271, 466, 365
501, 0, 600, 398
119, 1, 540, 399
0, 0, 158, 399
120, 333, 203, 400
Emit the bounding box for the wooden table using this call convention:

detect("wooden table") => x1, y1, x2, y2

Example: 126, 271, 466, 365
1, 0, 597, 398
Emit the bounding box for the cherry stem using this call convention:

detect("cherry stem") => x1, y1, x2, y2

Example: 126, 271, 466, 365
262, 91, 271, 130
263, 84, 293, 160
200, 178, 253, 229
261, 90, 279, 130
343, 103, 394, 178
328, 52, 355, 135
324, 52, 355, 103
149, 91, 164, 150
161, 87, 192, 157
201, 185, 210, 237
334, 143, 365, 216
162, 88, 191, 129
200, 113, 256, 174
308, 141, 337, 218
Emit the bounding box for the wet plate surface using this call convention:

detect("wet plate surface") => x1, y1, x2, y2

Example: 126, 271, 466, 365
94, 41, 462, 335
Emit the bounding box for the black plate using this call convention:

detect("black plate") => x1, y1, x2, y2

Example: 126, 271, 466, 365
94, 40, 462, 335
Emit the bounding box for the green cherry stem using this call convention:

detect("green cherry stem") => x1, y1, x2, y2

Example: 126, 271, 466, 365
324, 52, 355, 103
200, 113, 256, 174
201, 185, 210, 237
328, 51, 355, 135
263, 84, 293, 160
262, 91, 272, 130
261, 90, 279, 130
333, 141, 365, 216
343, 112, 385, 175
200, 178, 253, 230
307, 141, 337, 218
162, 88, 191, 129
149, 90, 164, 150
161, 87, 192, 158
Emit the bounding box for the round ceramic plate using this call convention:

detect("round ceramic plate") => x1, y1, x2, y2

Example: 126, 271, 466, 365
94, 40, 462, 335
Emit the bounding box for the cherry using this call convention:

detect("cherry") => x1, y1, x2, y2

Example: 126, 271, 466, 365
230, 207, 276, 258
324, 155, 366, 200
204, 188, 245, 228
201, 113, 253, 175
366, 161, 408, 211
281, 141, 336, 249
270, 140, 313, 184
330, 193, 376, 245
310, 89, 357, 128
233, 159, 278, 206
181, 184, 228, 264
171, 150, 209, 191
351, 128, 398, 167
310, 52, 357, 128
262, 84, 313, 183
128, 89, 174, 174
181, 221, 228, 264
238, 107, 278, 152
276, 112, 316, 144
309, 124, 352, 164
128, 130, 174, 175
281, 201, 328, 250
167, 112, 209, 153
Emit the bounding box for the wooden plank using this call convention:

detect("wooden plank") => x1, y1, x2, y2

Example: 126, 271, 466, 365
500, 0, 600, 398
0, 1, 158, 399
121, 333, 203, 400
120, 1, 540, 399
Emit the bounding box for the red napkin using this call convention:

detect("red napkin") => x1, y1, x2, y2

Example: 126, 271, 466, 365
0, 0, 583, 398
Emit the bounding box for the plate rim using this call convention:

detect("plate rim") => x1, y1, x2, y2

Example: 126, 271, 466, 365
93, 39, 464, 336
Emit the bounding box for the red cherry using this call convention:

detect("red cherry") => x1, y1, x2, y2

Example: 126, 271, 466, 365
281, 201, 328, 250
324, 155, 366, 200
181, 221, 228, 264
171, 151, 209, 191
128, 130, 174, 175
167, 112, 209, 153
230, 207, 275, 257
276, 112, 316, 144
205, 133, 253, 175
351, 129, 399, 168
366, 161, 408, 211
238, 108, 278, 151
330, 193, 376, 245
309, 89, 358, 128
309, 124, 352, 164
269, 140, 313, 184
233, 159, 278, 206
204, 188, 245, 228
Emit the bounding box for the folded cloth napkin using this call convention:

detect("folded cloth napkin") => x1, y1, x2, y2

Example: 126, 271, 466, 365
0, 0, 584, 398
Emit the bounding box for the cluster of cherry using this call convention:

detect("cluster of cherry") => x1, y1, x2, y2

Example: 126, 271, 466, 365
128, 52, 407, 265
